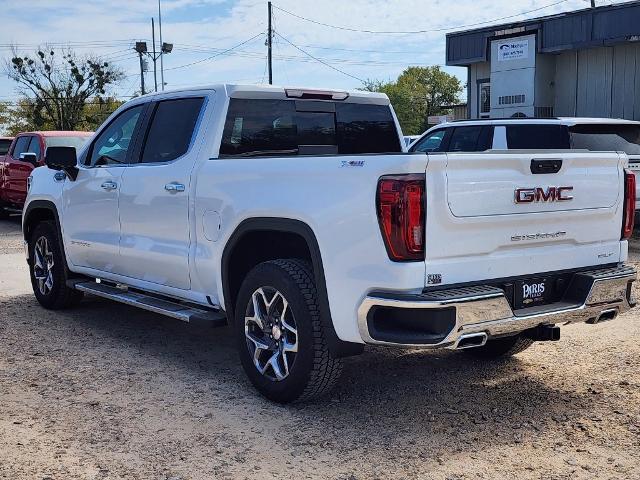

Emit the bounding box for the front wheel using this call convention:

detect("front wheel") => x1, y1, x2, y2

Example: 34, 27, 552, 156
28, 221, 84, 309
235, 259, 342, 403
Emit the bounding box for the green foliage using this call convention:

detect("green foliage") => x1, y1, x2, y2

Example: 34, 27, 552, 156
0, 96, 125, 136
363, 66, 463, 135
0, 98, 51, 135
4, 47, 123, 132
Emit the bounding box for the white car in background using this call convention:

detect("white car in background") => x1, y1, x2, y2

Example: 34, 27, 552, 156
409, 117, 640, 213
403, 135, 420, 148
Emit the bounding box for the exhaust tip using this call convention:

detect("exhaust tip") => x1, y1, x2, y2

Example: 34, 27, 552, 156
587, 308, 618, 324
455, 332, 488, 349
597, 309, 618, 323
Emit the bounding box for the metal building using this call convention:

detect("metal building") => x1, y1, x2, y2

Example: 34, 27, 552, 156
446, 1, 640, 120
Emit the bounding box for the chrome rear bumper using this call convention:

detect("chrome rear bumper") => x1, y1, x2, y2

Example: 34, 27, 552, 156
357, 265, 636, 348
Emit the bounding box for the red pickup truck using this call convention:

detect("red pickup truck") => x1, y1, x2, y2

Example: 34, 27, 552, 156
0, 131, 92, 216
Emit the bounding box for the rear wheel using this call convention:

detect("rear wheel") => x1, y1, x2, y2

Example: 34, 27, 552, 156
465, 334, 534, 359
235, 259, 342, 403
28, 221, 84, 309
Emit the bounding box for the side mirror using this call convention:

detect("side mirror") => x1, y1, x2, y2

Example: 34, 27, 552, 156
45, 146, 78, 181
19, 152, 38, 165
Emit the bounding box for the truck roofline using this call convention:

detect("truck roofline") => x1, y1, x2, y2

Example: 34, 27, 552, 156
133, 83, 390, 105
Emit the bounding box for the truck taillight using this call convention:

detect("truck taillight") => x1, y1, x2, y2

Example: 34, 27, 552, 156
376, 174, 425, 261
622, 169, 636, 240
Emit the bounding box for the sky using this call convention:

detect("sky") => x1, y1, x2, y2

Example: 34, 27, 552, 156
0, 0, 633, 104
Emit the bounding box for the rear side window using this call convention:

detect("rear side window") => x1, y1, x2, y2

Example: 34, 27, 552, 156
11, 136, 30, 157
335, 103, 401, 154
220, 98, 401, 157
0, 139, 12, 155
448, 126, 493, 152
140, 97, 204, 163
569, 124, 640, 155
506, 125, 570, 149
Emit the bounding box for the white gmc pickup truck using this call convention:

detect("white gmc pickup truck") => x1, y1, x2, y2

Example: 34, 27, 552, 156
23, 84, 637, 403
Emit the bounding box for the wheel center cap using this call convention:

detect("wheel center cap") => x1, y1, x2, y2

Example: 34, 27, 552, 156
272, 325, 282, 341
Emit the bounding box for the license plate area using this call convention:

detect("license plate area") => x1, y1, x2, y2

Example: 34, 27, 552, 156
513, 277, 554, 309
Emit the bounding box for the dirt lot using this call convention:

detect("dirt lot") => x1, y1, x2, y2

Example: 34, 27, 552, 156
1, 216, 639, 480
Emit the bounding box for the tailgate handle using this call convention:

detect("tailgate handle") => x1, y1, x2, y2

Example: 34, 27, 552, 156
531, 158, 562, 174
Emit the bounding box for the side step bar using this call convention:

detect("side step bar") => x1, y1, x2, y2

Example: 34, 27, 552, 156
68, 280, 227, 326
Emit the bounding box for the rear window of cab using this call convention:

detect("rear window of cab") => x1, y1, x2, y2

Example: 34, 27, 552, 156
220, 98, 401, 157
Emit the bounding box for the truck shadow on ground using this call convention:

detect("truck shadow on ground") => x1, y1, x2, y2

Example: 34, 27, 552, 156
2, 291, 599, 461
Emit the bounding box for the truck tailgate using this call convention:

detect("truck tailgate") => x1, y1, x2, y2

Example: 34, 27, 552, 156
424, 151, 627, 287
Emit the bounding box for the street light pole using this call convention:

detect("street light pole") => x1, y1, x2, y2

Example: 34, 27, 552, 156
138, 52, 146, 95
158, 0, 165, 90
151, 17, 158, 92
267, 1, 273, 85
134, 42, 148, 95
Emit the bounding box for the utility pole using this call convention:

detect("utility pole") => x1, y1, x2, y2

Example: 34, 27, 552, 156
267, 1, 273, 85
152, 17, 158, 92
139, 53, 146, 94
135, 42, 147, 95
158, 0, 165, 90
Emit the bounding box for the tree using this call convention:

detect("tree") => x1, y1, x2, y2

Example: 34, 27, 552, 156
0, 98, 50, 135
0, 96, 125, 136
5, 47, 123, 131
363, 66, 463, 135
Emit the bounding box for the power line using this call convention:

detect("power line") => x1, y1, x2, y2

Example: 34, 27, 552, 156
272, 0, 572, 34
173, 42, 444, 68
175, 44, 441, 65
274, 31, 365, 83
292, 44, 440, 55
163, 32, 264, 72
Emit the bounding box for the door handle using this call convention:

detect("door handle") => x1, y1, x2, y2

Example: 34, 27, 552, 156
101, 181, 118, 191
165, 182, 185, 193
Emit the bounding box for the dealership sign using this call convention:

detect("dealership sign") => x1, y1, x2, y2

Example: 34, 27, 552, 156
427, 115, 454, 125
497, 39, 529, 61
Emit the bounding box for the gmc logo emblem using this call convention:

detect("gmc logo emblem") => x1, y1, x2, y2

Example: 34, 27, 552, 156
514, 187, 573, 203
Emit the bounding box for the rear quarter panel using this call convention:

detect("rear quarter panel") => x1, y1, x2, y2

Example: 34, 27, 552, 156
193, 153, 428, 343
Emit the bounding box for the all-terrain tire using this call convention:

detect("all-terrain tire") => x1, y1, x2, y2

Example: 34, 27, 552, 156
235, 259, 342, 403
28, 221, 84, 309
465, 334, 534, 359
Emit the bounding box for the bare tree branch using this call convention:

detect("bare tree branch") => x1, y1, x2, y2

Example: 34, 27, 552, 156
5, 45, 123, 131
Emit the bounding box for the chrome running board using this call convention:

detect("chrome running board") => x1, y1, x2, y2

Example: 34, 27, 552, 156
69, 280, 227, 326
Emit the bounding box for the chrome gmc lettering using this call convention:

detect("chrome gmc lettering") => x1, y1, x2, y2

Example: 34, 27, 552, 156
514, 186, 573, 203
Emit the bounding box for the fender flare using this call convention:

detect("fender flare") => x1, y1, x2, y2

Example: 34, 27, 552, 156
222, 217, 363, 358
22, 200, 74, 276
23, 200, 61, 242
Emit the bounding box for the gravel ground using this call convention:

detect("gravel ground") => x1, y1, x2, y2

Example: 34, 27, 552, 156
1, 215, 639, 480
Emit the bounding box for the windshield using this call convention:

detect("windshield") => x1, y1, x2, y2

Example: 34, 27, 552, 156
569, 124, 640, 155
45, 136, 90, 152
0, 139, 12, 155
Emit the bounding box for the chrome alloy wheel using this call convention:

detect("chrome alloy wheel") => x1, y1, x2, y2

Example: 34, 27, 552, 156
244, 287, 298, 381
33, 236, 55, 296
